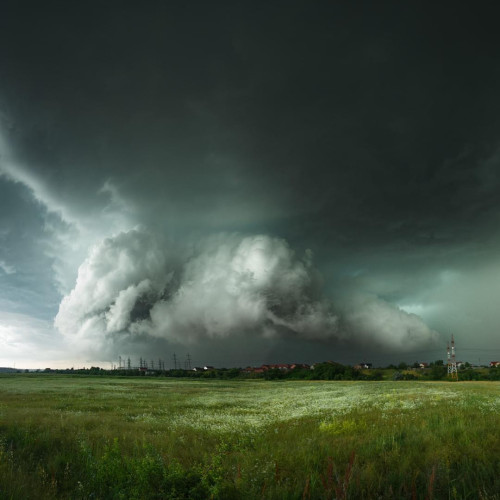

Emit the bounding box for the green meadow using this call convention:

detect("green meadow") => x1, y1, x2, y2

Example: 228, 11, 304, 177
0, 375, 498, 499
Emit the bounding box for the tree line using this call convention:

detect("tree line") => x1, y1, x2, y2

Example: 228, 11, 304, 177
32, 362, 500, 381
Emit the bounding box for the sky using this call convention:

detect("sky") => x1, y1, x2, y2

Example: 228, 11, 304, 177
1, 2, 500, 369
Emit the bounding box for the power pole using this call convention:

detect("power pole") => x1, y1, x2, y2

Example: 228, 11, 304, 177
186, 353, 192, 370
447, 334, 458, 380
173, 353, 177, 370
127, 357, 131, 370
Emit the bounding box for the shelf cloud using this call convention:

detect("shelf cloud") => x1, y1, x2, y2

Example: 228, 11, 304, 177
55, 229, 438, 355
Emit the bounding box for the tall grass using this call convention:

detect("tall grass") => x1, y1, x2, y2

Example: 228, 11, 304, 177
0, 375, 498, 499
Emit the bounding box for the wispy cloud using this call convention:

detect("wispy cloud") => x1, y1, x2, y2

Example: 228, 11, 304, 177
0, 260, 15, 275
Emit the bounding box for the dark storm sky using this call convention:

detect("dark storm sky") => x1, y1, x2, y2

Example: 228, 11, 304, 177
1, 2, 500, 367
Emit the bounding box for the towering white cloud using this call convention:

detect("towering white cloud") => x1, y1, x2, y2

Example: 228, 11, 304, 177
55, 229, 175, 348
55, 230, 339, 347
136, 233, 338, 342
55, 228, 438, 355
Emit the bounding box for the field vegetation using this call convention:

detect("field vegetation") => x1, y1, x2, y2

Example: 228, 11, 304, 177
0, 375, 499, 499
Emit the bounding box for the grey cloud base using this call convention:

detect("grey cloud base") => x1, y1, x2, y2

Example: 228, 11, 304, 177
55, 229, 438, 358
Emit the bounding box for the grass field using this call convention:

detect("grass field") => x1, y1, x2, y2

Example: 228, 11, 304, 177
0, 375, 499, 499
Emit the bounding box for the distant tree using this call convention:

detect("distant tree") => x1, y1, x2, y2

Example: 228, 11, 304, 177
397, 362, 408, 370
226, 368, 241, 379
343, 367, 360, 380
263, 368, 285, 380
430, 365, 447, 380
310, 362, 347, 380
460, 369, 480, 381
288, 367, 311, 379
488, 366, 500, 381
365, 369, 383, 381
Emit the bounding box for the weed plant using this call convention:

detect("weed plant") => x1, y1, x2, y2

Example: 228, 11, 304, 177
0, 375, 498, 499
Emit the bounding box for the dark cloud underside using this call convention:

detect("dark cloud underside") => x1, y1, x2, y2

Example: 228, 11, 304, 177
1, 2, 500, 365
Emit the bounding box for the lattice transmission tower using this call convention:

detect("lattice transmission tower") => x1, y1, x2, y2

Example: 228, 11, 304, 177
447, 334, 458, 380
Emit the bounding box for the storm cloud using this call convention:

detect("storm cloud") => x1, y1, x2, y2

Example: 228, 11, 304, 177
55, 229, 437, 356
1, 3, 500, 367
